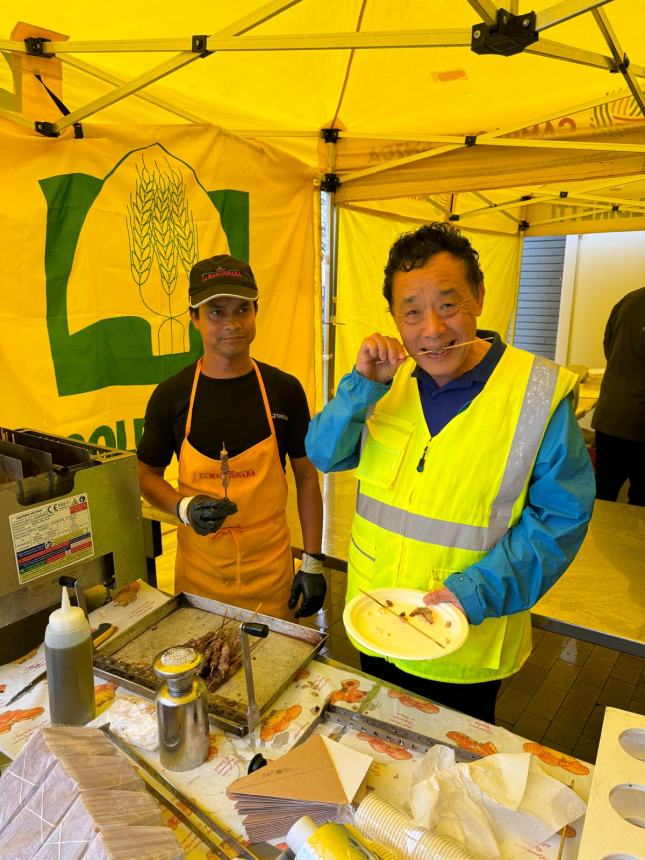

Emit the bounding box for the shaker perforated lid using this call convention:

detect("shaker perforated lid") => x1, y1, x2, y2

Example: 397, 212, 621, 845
152, 645, 202, 680
48, 586, 87, 633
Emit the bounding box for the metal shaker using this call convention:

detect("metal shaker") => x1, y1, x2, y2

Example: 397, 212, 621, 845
153, 645, 209, 771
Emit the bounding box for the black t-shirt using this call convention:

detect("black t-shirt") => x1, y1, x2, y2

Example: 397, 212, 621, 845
137, 360, 311, 470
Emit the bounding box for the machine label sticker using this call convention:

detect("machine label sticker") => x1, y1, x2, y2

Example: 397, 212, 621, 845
9, 494, 94, 585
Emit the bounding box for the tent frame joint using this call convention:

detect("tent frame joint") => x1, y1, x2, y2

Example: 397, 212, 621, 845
320, 128, 340, 144
518, 219, 530, 231
449, 214, 461, 221
610, 53, 630, 74
24, 37, 54, 58
465, 135, 478, 147
321, 173, 341, 192
191, 35, 212, 57
471, 8, 538, 57
34, 120, 60, 138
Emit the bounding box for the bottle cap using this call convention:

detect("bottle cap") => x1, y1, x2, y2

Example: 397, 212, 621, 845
48, 586, 87, 633
286, 815, 317, 854
153, 645, 202, 681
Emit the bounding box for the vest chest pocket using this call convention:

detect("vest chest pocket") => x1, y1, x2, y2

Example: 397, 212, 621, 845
356, 413, 415, 490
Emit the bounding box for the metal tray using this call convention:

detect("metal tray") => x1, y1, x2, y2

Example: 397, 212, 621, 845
93, 592, 326, 736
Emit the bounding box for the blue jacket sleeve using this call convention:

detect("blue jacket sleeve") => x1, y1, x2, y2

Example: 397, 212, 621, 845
445, 396, 596, 625
305, 370, 391, 472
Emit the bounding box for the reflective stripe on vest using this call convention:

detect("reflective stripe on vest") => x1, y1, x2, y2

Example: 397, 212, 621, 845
356, 355, 558, 552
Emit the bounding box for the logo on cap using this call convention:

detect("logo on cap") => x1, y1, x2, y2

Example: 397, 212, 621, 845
201, 267, 243, 282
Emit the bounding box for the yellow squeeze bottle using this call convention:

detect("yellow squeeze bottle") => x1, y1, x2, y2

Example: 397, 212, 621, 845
287, 815, 379, 859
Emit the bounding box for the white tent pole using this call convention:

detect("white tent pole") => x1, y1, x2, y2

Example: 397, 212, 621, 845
507, 227, 525, 347
322, 135, 339, 405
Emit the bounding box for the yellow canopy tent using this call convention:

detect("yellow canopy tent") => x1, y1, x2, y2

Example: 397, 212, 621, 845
0, 0, 643, 425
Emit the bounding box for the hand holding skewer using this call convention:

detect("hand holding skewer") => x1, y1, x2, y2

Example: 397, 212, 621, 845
355, 333, 408, 383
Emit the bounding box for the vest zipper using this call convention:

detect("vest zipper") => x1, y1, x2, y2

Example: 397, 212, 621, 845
417, 439, 430, 473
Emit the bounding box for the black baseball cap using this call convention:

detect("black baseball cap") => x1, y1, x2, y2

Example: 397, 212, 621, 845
189, 255, 259, 308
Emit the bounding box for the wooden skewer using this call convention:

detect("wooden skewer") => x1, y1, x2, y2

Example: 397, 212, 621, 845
417, 335, 494, 354
220, 441, 230, 498
358, 589, 445, 649
376, 336, 494, 364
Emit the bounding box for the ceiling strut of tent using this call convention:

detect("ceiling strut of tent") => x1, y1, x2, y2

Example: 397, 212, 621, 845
0, 0, 306, 136
0, 0, 643, 233
0, 0, 642, 139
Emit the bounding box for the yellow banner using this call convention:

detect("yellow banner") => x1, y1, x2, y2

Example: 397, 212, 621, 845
0, 120, 316, 450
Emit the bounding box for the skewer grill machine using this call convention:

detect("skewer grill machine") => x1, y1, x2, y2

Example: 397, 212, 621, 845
0, 427, 147, 660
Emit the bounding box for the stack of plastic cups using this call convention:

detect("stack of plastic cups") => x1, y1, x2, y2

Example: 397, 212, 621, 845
354, 793, 477, 860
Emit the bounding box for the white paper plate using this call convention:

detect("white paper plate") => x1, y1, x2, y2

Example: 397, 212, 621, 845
343, 588, 468, 661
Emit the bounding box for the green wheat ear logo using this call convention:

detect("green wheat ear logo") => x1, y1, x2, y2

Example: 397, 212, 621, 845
127, 159, 199, 354
40, 143, 249, 396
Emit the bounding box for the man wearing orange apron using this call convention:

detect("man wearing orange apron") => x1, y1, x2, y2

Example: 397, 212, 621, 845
137, 255, 325, 621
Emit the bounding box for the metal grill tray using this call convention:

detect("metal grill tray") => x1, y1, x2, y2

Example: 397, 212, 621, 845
93, 592, 326, 736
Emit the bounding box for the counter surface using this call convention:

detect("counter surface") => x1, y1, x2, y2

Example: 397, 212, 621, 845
0, 583, 593, 860
533, 499, 645, 656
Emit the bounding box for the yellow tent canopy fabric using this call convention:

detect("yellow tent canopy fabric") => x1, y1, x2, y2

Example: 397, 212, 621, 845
1, 0, 644, 435
1, 1, 644, 233
0, 118, 316, 441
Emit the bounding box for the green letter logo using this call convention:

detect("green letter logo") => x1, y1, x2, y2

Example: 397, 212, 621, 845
40, 143, 249, 395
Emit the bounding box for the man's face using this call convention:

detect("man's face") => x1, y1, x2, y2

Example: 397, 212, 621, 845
191, 296, 257, 359
391, 251, 485, 387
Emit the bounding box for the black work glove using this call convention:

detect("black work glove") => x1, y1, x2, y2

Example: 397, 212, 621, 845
288, 553, 327, 618
179, 495, 238, 536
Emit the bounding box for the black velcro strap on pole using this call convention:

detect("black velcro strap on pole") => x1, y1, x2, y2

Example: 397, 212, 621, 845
34, 73, 84, 139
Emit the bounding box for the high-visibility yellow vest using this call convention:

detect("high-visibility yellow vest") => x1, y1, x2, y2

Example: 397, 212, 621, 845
347, 345, 577, 683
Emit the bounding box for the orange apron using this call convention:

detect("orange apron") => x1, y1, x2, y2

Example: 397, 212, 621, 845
174, 359, 295, 620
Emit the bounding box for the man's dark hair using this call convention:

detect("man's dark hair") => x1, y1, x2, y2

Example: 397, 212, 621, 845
189, 300, 259, 319
383, 223, 484, 308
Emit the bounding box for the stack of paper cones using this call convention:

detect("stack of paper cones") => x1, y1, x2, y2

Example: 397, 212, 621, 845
227, 734, 372, 843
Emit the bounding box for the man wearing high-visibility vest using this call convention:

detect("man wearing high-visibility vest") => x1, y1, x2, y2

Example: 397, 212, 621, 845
305, 223, 595, 723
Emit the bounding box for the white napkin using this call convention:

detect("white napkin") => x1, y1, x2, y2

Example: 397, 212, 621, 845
101, 695, 159, 751
409, 746, 586, 860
